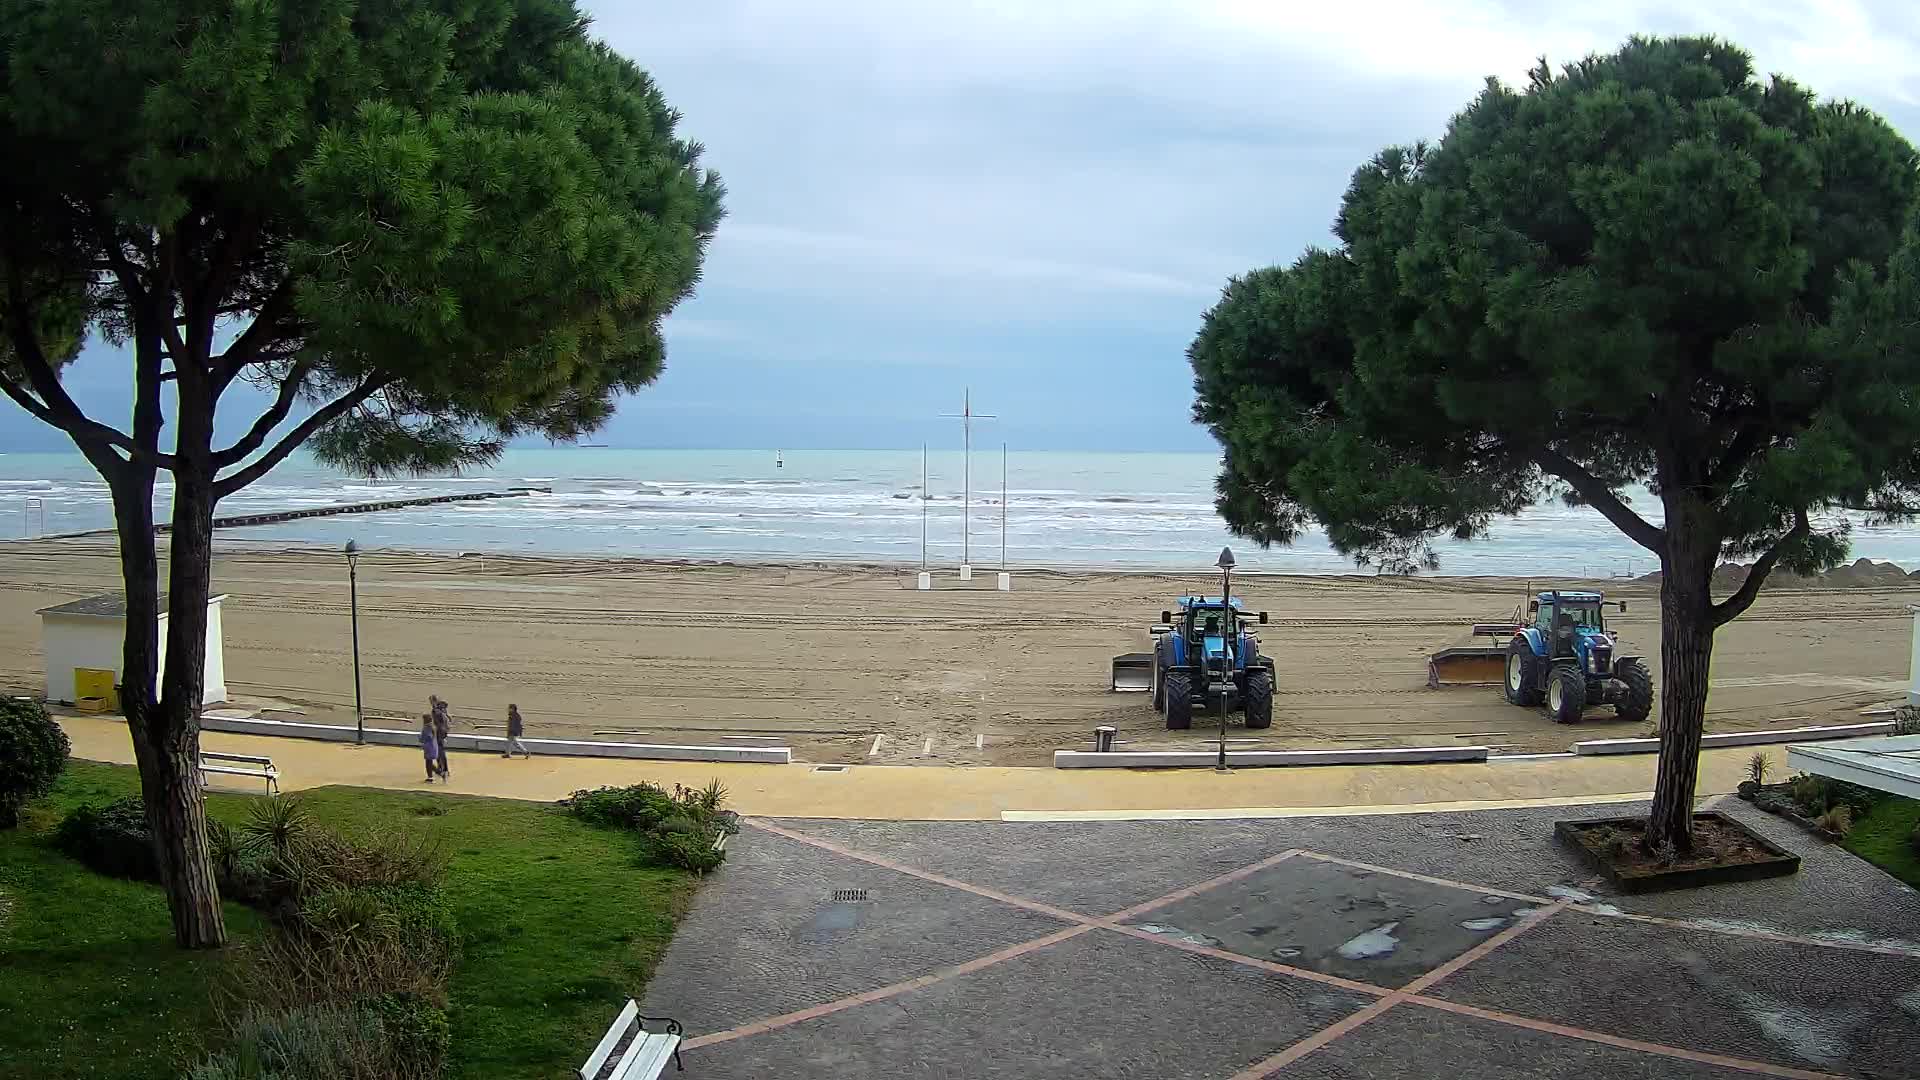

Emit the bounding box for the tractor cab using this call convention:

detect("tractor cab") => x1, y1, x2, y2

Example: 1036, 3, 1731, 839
1530, 591, 1610, 659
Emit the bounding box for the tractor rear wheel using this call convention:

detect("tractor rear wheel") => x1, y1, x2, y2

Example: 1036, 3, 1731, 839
1244, 668, 1274, 729
1504, 638, 1542, 706
1614, 658, 1654, 723
1163, 670, 1192, 730
1548, 666, 1587, 724
1152, 637, 1167, 711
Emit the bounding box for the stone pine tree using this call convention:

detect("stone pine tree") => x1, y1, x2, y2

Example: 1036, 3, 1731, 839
1191, 36, 1920, 852
0, 0, 723, 946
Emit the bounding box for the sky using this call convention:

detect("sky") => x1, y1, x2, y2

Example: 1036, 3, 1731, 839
8, 1, 1920, 452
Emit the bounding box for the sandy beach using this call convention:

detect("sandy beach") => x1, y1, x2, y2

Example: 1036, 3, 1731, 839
0, 538, 1912, 765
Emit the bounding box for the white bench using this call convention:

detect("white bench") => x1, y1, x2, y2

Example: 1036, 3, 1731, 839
198, 751, 279, 796
581, 999, 683, 1080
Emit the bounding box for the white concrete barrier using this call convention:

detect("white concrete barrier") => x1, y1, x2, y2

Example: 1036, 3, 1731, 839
1053, 746, 1488, 769
917, 571, 932, 591
997, 572, 1012, 591
1571, 721, 1894, 756
959, 564, 972, 581
196, 714, 791, 763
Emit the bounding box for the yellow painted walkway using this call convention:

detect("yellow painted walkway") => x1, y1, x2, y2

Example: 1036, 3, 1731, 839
59, 716, 1773, 821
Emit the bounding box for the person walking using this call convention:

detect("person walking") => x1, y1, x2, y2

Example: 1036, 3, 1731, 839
418, 714, 439, 783
503, 703, 532, 759
430, 696, 452, 779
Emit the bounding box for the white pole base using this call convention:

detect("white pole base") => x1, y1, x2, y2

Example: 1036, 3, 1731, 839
959, 564, 973, 581
917, 571, 932, 591
997, 572, 1011, 591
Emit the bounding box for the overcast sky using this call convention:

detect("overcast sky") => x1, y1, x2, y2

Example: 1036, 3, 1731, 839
12, 1, 1920, 452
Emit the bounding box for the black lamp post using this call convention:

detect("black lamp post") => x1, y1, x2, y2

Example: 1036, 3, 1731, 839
1216, 546, 1235, 773
346, 540, 364, 745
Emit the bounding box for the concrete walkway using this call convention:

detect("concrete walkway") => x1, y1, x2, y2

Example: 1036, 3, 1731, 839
70, 715, 1769, 820
643, 800, 1920, 1078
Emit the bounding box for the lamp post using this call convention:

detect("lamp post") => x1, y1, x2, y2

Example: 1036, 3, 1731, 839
345, 540, 364, 745
1216, 546, 1235, 773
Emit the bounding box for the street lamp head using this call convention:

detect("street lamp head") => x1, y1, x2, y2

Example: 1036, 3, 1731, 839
1216, 546, 1235, 570
344, 539, 358, 559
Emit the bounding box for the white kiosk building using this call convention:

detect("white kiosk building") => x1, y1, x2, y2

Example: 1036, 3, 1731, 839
37, 592, 228, 707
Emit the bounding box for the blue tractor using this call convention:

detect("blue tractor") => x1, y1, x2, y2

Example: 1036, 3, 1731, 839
1112, 597, 1274, 730
1502, 590, 1654, 724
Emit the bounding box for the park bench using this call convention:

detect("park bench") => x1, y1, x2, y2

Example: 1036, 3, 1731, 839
581, 999, 683, 1080
197, 751, 279, 796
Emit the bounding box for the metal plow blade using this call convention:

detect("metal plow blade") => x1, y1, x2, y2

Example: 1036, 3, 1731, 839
1110, 652, 1154, 693
1426, 646, 1507, 689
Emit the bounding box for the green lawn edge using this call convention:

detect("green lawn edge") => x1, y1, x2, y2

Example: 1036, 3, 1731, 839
1845, 793, 1920, 888
0, 762, 701, 1080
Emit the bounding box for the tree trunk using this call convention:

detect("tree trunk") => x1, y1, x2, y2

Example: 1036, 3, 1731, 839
1645, 500, 1719, 854
109, 458, 226, 947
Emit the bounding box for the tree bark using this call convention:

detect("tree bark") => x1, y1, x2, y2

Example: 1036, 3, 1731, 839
1644, 495, 1719, 854
110, 363, 227, 949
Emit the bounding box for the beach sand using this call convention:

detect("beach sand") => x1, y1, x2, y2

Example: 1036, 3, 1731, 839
0, 539, 1910, 765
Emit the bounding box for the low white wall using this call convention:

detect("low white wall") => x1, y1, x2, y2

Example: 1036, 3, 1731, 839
197, 714, 792, 764
1053, 746, 1488, 769
1571, 721, 1894, 756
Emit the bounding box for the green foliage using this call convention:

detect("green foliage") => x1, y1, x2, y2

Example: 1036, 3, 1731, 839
54, 796, 157, 882
1788, 773, 1881, 819
1191, 35, 1920, 579
1814, 804, 1854, 838
561, 782, 683, 830
7, 762, 696, 1080
0, 699, 69, 827
1746, 752, 1772, 786
187, 1002, 420, 1080
1841, 795, 1920, 887
561, 781, 735, 872
0, 0, 724, 475
369, 991, 452, 1079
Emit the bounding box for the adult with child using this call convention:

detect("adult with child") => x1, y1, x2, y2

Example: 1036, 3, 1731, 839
429, 695, 451, 779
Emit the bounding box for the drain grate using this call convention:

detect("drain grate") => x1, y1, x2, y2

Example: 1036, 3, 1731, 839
812, 765, 849, 773
831, 888, 869, 903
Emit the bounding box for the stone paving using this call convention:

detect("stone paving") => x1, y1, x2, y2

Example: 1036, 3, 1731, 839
642, 798, 1920, 1078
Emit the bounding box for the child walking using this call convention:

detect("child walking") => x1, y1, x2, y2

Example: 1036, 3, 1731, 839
419, 714, 439, 783
503, 704, 532, 759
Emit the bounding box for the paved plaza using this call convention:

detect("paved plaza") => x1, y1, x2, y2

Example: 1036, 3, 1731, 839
643, 799, 1920, 1078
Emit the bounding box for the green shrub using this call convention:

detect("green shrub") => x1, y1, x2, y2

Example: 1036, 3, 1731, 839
563, 781, 736, 872
1815, 804, 1855, 837
368, 991, 451, 1079
53, 796, 157, 880
1909, 819, 1920, 857
560, 783, 683, 830
188, 1003, 395, 1080
0, 698, 69, 827
640, 825, 726, 874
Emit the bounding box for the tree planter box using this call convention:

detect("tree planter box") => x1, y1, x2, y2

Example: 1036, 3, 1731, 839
1555, 812, 1800, 894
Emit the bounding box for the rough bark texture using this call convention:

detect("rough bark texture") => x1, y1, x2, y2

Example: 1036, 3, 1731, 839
1645, 491, 1719, 854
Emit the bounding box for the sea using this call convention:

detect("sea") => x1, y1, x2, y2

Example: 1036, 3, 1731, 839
4, 447, 1920, 576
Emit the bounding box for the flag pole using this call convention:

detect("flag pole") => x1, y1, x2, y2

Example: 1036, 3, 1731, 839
1000, 442, 1007, 569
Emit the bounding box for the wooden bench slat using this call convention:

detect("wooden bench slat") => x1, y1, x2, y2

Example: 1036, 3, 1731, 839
580, 999, 640, 1080
614, 1033, 680, 1080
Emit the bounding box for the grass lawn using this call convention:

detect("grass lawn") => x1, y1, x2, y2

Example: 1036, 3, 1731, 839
0, 761, 701, 1080
1845, 793, 1920, 888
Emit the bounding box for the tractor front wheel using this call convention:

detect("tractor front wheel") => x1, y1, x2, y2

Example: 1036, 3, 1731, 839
1163, 670, 1192, 730
1504, 638, 1542, 706
1548, 666, 1587, 724
1244, 668, 1274, 730
1614, 658, 1654, 723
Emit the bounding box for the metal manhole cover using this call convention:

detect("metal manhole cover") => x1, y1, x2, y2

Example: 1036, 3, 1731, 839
831, 888, 869, 903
